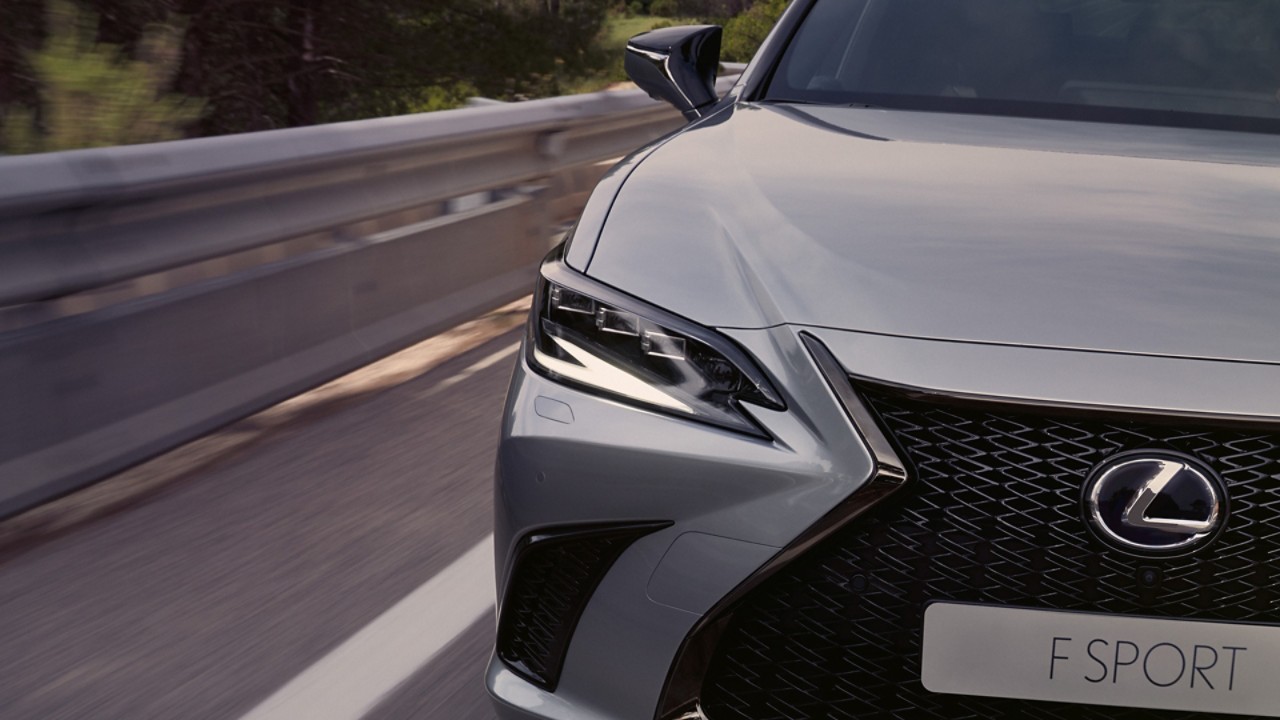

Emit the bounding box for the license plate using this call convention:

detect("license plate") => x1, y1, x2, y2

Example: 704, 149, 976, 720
922, 602, 1280, 716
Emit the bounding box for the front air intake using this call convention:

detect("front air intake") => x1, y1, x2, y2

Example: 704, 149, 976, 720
497, 522, 669, 690
700, 386, 1280, 720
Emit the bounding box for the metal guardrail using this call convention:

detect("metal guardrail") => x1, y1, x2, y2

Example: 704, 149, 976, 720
0, 75, 738, 519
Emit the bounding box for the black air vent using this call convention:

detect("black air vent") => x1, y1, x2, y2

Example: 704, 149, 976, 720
498, 522, 668, 690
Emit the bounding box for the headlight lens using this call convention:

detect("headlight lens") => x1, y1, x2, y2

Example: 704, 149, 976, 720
528, 256, 783, 436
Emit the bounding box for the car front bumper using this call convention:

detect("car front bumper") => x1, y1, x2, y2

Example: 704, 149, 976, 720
488, 323, 1280, 720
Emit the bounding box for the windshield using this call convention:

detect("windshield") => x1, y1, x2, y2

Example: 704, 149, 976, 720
764, 0, 1280, 133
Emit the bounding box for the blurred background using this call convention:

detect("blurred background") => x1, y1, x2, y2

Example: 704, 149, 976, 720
0, 2, 785, 719
0, 0, 786, 154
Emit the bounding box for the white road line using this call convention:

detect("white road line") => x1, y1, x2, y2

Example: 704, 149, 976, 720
235, 343, 516, 720
426, 342, 520, 395
237, 535, 496, 720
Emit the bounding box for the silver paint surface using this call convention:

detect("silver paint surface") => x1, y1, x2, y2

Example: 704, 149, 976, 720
587, 104, 1280, 363
493, 89, 1280, 720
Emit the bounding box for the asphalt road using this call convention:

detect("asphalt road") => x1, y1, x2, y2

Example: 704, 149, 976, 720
0, 308, 526, 720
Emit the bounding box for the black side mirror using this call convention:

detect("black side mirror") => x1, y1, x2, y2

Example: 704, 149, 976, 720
625, 25, 723, 122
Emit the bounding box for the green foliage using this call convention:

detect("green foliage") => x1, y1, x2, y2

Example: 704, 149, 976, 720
1, 0, 623, 145
721, 0, 787, 61
171, 0, 619, 133
595, 11, 696, 88
605, 13, 683, 48
672, 0, 750, 18
2, 1, 202, 154
402, 82, 482, 114
650, 0, 679, 19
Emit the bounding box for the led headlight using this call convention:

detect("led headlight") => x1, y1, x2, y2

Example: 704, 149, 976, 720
528, 252, 783, 436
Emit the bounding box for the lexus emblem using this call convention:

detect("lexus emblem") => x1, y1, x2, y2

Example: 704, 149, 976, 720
1084, 451, 1226, 554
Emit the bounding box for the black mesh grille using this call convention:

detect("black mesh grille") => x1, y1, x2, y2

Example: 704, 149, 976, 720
498, 524, 661, 689
701, 388, 1280, 720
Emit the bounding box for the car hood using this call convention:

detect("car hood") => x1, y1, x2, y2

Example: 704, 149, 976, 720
584, 103, 1280, 364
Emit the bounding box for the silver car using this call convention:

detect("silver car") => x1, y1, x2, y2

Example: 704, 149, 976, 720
488, 1, 1280, 719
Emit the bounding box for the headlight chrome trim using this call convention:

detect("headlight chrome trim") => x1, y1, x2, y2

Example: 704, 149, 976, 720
527, 246, 785, 438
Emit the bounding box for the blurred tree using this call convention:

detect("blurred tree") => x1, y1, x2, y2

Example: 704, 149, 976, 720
2, 1, 203, 153
0, 0, 46, 136
672, 0, 751, 19
167, 0, 615, 135
84, 0, 172, 50
720, 0, 785, 61
1, 0, 618, 147
649, 0, 677, 17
